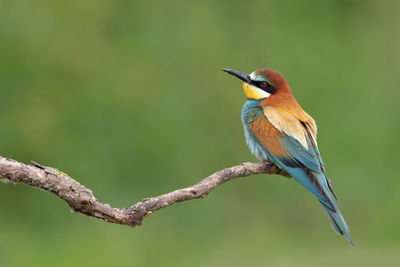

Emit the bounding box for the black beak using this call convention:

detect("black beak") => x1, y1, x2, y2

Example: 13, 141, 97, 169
221, 69, 251, 83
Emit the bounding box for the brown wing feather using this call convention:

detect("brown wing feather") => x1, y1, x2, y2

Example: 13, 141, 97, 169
249, 116, 287, 156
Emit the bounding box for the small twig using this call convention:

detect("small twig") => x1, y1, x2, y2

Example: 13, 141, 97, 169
0, 155, 289, 227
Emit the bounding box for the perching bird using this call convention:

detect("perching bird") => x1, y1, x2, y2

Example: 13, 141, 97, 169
222, 68, 352, 246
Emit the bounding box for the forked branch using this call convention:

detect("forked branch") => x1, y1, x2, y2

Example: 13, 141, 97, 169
0, 155, 289, 227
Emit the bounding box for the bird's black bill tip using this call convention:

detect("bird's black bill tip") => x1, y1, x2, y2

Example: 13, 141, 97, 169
221, 68, 251, 83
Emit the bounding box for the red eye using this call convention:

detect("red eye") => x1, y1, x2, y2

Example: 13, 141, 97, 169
260, 81, 268, 88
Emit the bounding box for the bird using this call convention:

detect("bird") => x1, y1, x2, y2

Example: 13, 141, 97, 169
222, 68, 352, 246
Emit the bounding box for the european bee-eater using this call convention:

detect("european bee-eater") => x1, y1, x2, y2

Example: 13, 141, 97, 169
222, 68, 352, 246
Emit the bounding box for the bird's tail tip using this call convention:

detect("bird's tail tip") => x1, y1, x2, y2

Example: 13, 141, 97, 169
322, 204, 354, 247
344, 232, 354, 248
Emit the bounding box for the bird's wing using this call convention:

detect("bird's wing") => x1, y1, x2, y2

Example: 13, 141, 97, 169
249, 106, 335, 210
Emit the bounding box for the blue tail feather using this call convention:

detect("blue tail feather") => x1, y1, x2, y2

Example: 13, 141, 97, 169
269, 152, 353, 246
322, 204, 353, 247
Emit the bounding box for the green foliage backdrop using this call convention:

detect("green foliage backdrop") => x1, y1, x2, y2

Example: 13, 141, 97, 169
0, 0, 399, 266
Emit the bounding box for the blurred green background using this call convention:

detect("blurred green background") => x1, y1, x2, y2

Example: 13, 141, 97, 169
0, 0, 399, 266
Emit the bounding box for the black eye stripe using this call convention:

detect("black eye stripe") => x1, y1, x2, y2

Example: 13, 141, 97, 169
251, 80, 278, 95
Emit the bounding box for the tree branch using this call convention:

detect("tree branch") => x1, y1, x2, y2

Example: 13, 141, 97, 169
0, 155, 289, 227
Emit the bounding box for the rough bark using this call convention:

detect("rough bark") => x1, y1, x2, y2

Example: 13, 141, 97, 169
0, 155, 289, 227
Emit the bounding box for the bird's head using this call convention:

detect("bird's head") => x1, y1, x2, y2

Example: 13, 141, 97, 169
222, 68, 290, 100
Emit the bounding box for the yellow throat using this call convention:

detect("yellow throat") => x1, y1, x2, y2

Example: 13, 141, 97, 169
243, 82, 271, 100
